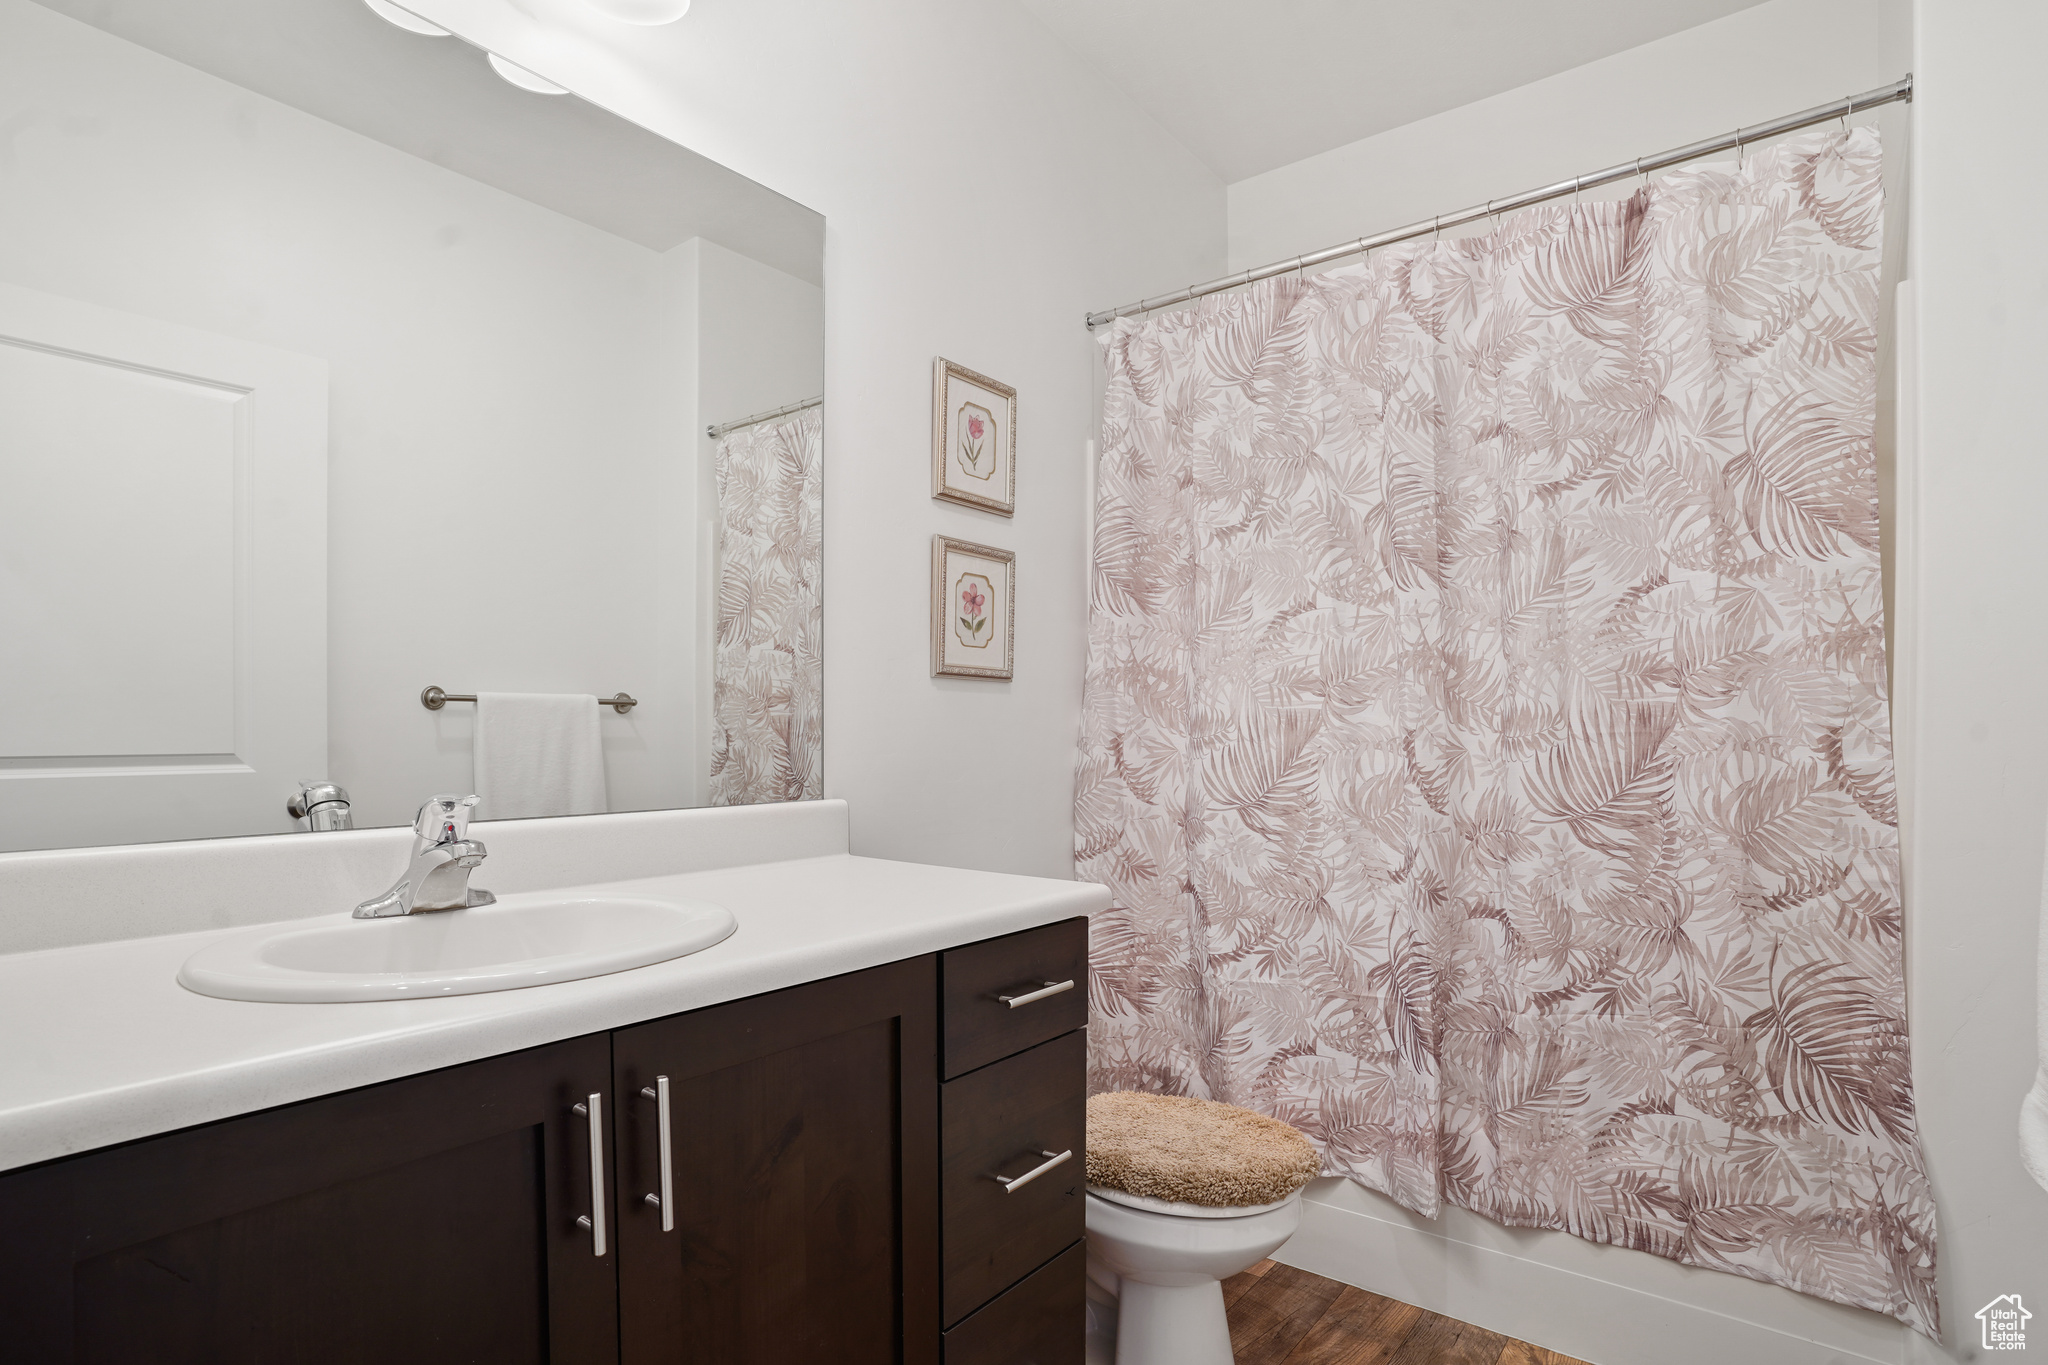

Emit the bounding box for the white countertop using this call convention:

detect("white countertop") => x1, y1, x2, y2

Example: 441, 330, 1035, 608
0, 852, 1106, 1173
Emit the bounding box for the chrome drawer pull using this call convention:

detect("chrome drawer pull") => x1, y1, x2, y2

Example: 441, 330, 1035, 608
997, 979, 1076, 1009
992, 1148, 1073, 1193
640, 1076, 674, 1232
572, 1094, 607, 1256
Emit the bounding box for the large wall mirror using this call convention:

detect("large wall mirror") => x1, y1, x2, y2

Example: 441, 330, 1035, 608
0, 0, 825, 851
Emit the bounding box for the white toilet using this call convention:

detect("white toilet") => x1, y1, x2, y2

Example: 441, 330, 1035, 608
1083, 1183, 1303, 1365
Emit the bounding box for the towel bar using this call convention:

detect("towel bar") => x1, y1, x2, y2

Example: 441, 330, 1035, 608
422, 686, 638, 714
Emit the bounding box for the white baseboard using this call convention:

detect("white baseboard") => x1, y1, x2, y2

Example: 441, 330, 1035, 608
1272, 1180, 1914, 1365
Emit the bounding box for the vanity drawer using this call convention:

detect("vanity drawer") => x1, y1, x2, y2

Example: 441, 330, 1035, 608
942, 1240, 1083, 1365
941, 917, 1088, 1079
941, 1029, 1085, 1326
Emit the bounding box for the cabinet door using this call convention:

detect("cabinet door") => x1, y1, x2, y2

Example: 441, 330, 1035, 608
0, 1034, 617, 1365
613, 956, 939, 1365
940, 1030, 1086, 1325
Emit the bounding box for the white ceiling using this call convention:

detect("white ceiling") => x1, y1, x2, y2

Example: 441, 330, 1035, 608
1017, 0, 1771, 183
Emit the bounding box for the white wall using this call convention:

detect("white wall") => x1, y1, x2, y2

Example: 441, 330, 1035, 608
0, 0, 705, 829
1901, 2, 2048, 1362
1226, 0, 1910, 273
1217, 2, 2048, 1363
410, 0, 1225, 879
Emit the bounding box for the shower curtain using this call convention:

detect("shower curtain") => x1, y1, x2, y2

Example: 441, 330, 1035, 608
710, 406, 822, 805
1076, 128, 1937, 1333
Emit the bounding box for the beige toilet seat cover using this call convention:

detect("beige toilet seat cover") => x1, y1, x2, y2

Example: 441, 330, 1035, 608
1085, 1091, 1321, 1209
1086, 1184, 1296, 1218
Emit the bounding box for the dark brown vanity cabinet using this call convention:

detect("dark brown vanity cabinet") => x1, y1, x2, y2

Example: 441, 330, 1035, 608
611, 956, 939, 1365
0, 1034, 620, 1365
940, 919, 1088, 1079
0, 920, 1088, 1365
938, 919, 1089, 1363
942, 1030, 1087, 1325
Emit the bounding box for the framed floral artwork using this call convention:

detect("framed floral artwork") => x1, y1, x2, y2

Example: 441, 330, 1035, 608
931, 535, 1014, 679
932, 356, 1016, 516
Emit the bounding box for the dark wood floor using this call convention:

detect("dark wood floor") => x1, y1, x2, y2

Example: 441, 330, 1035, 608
1222, 1259, 1592, 1365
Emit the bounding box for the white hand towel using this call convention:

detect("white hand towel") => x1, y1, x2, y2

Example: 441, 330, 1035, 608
473, 693, 608, 821
2026, 805, 2048, 1192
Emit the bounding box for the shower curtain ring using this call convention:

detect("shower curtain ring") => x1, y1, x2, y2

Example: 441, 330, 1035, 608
1839, 95, 1852, 132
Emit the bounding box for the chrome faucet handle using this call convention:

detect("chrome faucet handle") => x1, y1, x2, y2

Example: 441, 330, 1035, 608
355, 794, 491, 918
413, 793, 481, 849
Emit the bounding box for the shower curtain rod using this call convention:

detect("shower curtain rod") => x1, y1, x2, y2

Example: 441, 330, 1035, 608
706, 394, 823, 440
1084, 74, 1912, 330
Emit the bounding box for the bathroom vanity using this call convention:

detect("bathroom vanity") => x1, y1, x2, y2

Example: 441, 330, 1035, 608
0, 801, 1101, 1363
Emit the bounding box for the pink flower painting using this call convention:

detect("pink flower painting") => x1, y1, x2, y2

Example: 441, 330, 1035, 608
933, 536, 1014, 679
956, 400, 994, 481
955, 573, 991, 648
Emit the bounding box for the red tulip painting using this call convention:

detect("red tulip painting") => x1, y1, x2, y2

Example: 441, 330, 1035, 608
956, 401, 994, 481
932, 358, 1016, 516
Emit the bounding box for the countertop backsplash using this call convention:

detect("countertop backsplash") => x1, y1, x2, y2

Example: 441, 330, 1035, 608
0, 799, 851, 955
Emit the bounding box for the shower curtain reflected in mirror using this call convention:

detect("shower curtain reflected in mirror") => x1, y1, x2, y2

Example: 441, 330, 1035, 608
1077, 129, 1937, 1334
710, 406, 822, 805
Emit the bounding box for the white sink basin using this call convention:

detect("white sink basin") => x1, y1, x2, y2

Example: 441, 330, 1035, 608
177, 892, 736, 1003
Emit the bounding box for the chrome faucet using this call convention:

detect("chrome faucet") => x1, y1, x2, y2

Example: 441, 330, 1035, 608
354, 794, 497, 919
288, 781, 354, 832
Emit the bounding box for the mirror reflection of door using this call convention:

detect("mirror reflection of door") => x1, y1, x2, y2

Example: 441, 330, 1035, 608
0, 285, 327, 852
0, 0, 825, 851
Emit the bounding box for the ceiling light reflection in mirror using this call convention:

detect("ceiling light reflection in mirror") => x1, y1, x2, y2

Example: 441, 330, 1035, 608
361, 0, 679, 98
486, 51, 570, 94
362, 0, 447, 36
585, 0, 690, 24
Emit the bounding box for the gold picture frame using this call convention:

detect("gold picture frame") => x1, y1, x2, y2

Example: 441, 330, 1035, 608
932, 356, 1016, 516
931, 535, 1014, 679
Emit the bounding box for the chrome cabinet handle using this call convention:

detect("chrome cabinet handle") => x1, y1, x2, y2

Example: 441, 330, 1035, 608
640, 1076, 674, 1232
997, 979, 1076, 1009
991, 1148, 1073, 1193
572, 1093, 607, 1256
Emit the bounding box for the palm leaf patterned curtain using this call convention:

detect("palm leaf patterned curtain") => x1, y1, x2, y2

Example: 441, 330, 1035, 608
1076, 129, 1937, 1335
710, 406, 822, 805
